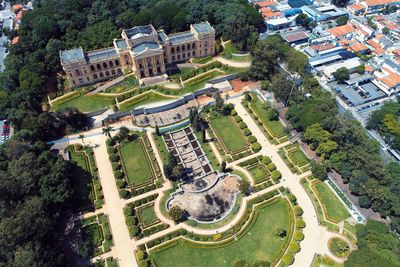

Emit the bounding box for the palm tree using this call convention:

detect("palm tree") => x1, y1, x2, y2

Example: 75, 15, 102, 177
78, 134, 85, 145
102, 126, 114, 139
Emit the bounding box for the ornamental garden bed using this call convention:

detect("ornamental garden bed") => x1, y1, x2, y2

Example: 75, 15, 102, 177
238, 155, 282, 186
107, 132, 163, 199
242, 93, 288, 144
68, 145, 103, 212
123, 193, 168, 240
278, 142, 310, 174
148, 196, 296, 267
78, 213, 113, 257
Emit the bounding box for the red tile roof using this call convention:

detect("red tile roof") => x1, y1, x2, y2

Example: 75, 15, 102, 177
328, 24, 356, 37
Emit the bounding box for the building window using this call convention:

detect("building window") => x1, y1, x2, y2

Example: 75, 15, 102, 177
177, 46, 180, 52
139, 63, 143, 69
111, 69, 116, 75
192, 51, 196, 56
187, 44, 190, 50
140, 71, 145, 77
205, 48, 208, 54
97, 64, 101, 70
103, 62, 108, 69
117, 69, 122, 75
105, 71, 110, 76
172, 56, 175, 61
157, 59, 160, 65
99, 72, 104, 78
192, 43, 196, 49
182, 45, 185, 51
187, 52, 190, 58
87, 77, 90, 81
157, 67, 161, 73
177, 54, 181, 60
93, 73, 98, 79
72, 80, 76, 85
182, 53, 185, 59
75, 69, 81, 76
115, 60, 120, 66
90, 65, 95, 71
84, 70, 87, 74
171, 47, 175, 53
205, 41, 208, 47
109, 61, 114, 67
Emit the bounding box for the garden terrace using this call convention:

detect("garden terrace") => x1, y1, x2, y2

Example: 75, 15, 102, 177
107, 132, 162, 199
148, 195, 300, 267
133, 99, 197, 127
164, 127, 217, 191
67, 144, 103, 212
124, 193, 169, 239
103, 75, 138, 93
207, 112, 259, 161
278, 142, 310, 174
238, 155, 282, 191
242, 93, 288, 144
78, 213, 113, 257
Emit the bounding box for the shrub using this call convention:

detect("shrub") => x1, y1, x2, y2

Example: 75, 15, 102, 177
136, 250, 145, 261
247, 135, 257, 143
251, 143, 261, 152
282, 254, 294, 265
112, 162, 121, 171
294, 206, 303, 216
267, 162, 276, 171
296, 219, 306, 228
289, 242, 300, 254
147, 240, 154, 248
230, 110, 237, 116
288, 193, 297, 203
106, 139, 115, 147
119, 189, 129, 199
114, 170, 124, 180
239, 122, 247, 129
235, 116, 242, 123
109, 154, 120, 162
97, 192, 103, 199
108, 146, 117, 154
117, 95, 125, 102
294, 231, 304, 241
263, 156, 271, 164
243, 128, 251, 136
116, 179, 127, 189
129, 225, 140, 236
271, 170, 282, 181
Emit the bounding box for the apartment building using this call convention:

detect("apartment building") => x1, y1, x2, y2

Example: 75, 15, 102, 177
60, 22, 216, 87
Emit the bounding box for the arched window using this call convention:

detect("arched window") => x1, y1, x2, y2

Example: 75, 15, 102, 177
105, 71, 110, 76
97, 64, 101, 70
115, 60, 120, 66
103, 62, 108, 69
171, 47, 175, 53
109, 61, 114, 67
177, 46, 180, 52
111, 69, 116, 75
182, 45, 185, 51
90, 65, 95, 71
93, 73, 98, 79
187, 44, 190, 50
192, 43, 195, 49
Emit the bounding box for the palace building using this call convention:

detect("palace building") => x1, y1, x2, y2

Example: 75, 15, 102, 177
59, 22, 216, 87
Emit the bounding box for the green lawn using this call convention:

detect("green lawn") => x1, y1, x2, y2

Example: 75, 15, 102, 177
153, 133, 169, 165
119, 94, 175, 112
69, 148, 95, 212
104, 75, 138, 93
314, 182, 350, 223
250, 97, 286, 138
119, 141, 154, 186
230, 55, 252, 62
151, 198, 290, 266
209, 115, 248, 153
82, 223, 104, 248
52, 93, 115, 112
248, 165, 269, 184
288, 150, 309, 167
138, 205, 159, 227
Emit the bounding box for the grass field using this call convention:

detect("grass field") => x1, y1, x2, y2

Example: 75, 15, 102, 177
52, 94, 115, 112
250, 97, 286, 138
138, 205, 159, 227
209, 115, 248, 153
248, 165, 269, 184
69, 149, 95, 211
104, 75, 138, 93
288, 150, 309, 167
120, 141, 154, 186
82, 223, 104, 248
314, 182, 350, 223
151, 198, 290, 266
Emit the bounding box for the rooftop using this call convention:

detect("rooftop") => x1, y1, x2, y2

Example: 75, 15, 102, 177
168, 31, 196, 45
60, 48, 85, 64
131, 42, 162, 55
87, 47, 118, 63
115, 39, 128, 50
328, 24, 356, 37
283, 31, 309, 43
124, 25, 156, 40
192, 22, 214, 34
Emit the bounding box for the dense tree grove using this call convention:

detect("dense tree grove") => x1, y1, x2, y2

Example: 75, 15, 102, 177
367, 100, 400, 152
249, 35, 400, 263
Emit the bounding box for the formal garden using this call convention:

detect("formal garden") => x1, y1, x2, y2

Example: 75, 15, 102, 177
207, 108, 261, 161
278, 142, 310, 174
242, 93, 289, 144
68, 144, 103, 212
106, 129, 163, 199
77, 213, 113, 258
238, 155, 282, 191
94, 257, 118, 267
123, 193, 169, 239
131, 187, 306, 267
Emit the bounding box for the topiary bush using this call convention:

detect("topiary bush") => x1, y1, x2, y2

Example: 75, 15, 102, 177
109, 154, 120, 162
263, 156, 271, 164
116, 179, 127, 188
243, 128, 251, 136
288, 193, 297, 203
271, 170, 282, 181
114, 170, 124, 180
294, 231, 304, 241
251, 143, 261, 152
289, 242, 300, 254
239, 122, 247, 129
247, 135, 257, 143
282, 253, 294, 265
267, 162, 276, 171
294, 206, 303, 216
296, 219, 306, 228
